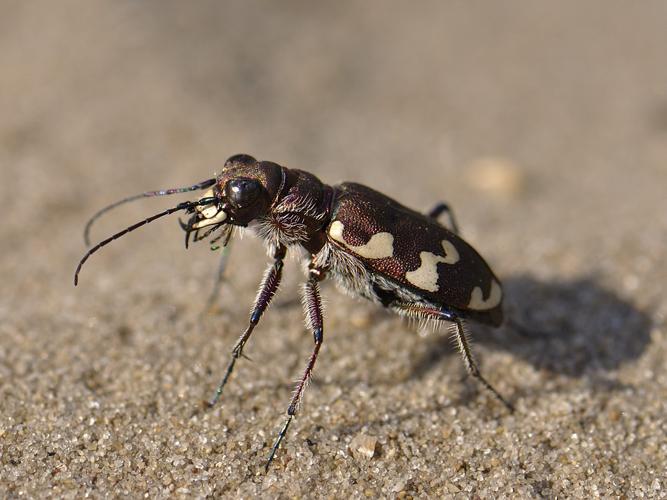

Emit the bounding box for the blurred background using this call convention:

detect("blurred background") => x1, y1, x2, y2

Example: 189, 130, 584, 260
1, 1, 666, 497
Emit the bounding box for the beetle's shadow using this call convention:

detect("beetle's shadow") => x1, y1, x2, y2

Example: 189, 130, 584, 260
411, 275, 653, 379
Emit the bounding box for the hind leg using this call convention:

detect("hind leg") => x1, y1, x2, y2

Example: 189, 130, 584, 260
392, 301, 513, 412
427, 202, 459, 234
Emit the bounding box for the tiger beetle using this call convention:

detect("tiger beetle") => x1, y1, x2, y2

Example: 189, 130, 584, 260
75, 154, 513, 471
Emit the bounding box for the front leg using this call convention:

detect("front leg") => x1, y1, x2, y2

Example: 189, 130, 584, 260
208, 244, 286, 406
266, 263, 326, 470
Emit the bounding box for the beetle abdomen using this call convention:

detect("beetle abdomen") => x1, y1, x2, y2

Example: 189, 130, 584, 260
326, 182, 503, 326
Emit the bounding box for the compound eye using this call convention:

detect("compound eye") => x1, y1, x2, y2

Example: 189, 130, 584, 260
225, 178, 261, 208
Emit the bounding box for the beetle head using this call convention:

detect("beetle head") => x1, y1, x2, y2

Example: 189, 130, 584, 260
75, 153, 285, 285
186, 154, 285, 231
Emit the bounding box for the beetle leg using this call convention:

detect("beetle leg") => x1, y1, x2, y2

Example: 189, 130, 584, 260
204, 241, 232, 313
427, 202, 460, 234
392, 302, 513, 412
445, 312, 514, 412
266, 264, 326, 470
208, 244, 286, 407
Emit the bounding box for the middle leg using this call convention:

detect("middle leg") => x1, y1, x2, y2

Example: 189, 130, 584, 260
266, 264, 326, 470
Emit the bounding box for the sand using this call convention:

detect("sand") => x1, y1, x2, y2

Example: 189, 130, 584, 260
1, 2, 666, 497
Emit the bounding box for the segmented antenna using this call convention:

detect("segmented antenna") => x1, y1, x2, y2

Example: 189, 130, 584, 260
83, 178, 216, 246
74, 197, 216, 286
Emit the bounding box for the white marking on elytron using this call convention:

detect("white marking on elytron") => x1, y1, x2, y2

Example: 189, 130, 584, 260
440, 240, 459, 264
468, 280, 502, 310
405, 240, 460, 292
192, 210, 227, 229
328, 220, 394, 259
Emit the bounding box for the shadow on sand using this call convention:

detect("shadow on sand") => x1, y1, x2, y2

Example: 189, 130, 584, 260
410, 274, 653, 379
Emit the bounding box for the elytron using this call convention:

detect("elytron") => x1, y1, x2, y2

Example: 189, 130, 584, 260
75, 154, 513, 470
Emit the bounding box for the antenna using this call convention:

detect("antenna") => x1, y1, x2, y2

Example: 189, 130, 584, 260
83, 178, 216, 245
74, 197, 216, 286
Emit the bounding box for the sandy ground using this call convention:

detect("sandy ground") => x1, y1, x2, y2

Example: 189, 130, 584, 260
2, 1, 667, 498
